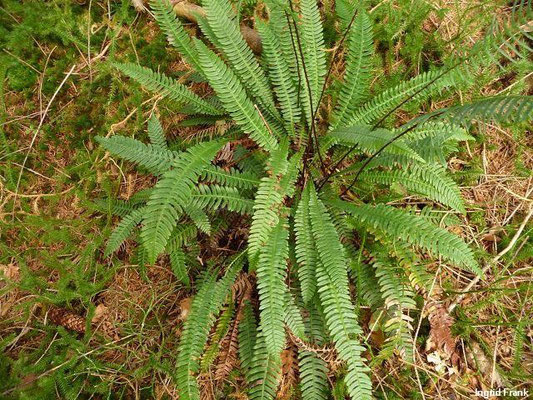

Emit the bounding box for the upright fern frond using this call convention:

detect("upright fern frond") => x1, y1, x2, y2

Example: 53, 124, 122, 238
239, 301, 258, 373
248, 143, 300, 258
331, 8, 374, 129
247, 331, 282, 400
195, 40, 279, 152
307, 185, 372, 399
298, 350, 329, 400
202, 0, 279, 118
256, 219, 289, 356
263, 0, 299, 85
96, 135, 177, 175
299, 0, 327, 122
176, 256, 243, 400
141, 140, 223, 263
336, 201, 480, 273
147, 115, 167, 148
175, 269, 218, 400
114, 63, 223, 115
294, 186, 318, 304
373, 253, 416, 361
257, 19, 301, 131
150, 0, 202, 73
351, 258, 383, 309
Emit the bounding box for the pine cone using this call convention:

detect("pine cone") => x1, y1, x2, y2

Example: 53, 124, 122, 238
48, 307, 86, 334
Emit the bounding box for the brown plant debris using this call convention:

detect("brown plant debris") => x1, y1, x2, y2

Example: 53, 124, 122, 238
277, 345, 299, 399
427, 300, 457, 356
215, 273, 253, 382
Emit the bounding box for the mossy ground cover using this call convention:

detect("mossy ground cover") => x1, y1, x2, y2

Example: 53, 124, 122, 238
0, 0, 531, 398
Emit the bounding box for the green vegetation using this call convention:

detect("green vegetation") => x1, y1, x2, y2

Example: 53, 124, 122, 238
1, 0, 531, 399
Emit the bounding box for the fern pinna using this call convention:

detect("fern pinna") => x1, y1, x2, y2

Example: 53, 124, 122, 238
94, 0, 533, 398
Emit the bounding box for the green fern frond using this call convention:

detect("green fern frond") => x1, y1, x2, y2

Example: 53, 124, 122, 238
184, 204, 211, 234
441, 95, 533, 125
141, 140, 223, 263
373, 253, 416, 361
257, 19, 301, 131
239, 300, 257, 373
351, 258, 383, 309
201, 165, 260, 190
299, 0, 327, 123
401, 122, 473, 165
257, 219, 289, 356
167, 223, 198, 250
195, 40, 279, 152
150, 0, 202, 73
407, 95, 533, 129
169, 245, 190, 285
176, 255, 243, 400
195, 12, 224, 49
336, 201, 480, 273
401, 121, 472, 143
114, 62, 223, 115
202, 0, 279, 118
298, 350, 329, 400
147, 114, 167, 148
93, 197, 141, 217
201, 304, 234, 371
294, 185, 318, 304
192, 184, 254, 214
335, 0, 356, 29
104, 208, 144, 256
283, 287, 307, 340
331, 8, 373, 129
175, 269, 218, 400
96, 135, 177, 175
248, 142, 300, 258
345, 70, 454, 127
307, 186, 372, 399
327, 124, 424, 162
247, 331, 282, 400
358, 163, 466, 213
263, 0, 300, 87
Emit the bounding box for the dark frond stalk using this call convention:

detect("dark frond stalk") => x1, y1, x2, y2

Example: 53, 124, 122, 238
339, 123, 419, 195
284, 11, 326, 172
286, 17, 303, 108
312, 6, 360, 125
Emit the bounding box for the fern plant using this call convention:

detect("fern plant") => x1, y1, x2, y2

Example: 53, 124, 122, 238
95, 0, 533, 398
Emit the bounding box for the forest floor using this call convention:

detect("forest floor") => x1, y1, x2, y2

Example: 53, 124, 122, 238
0, 0, 531, 399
